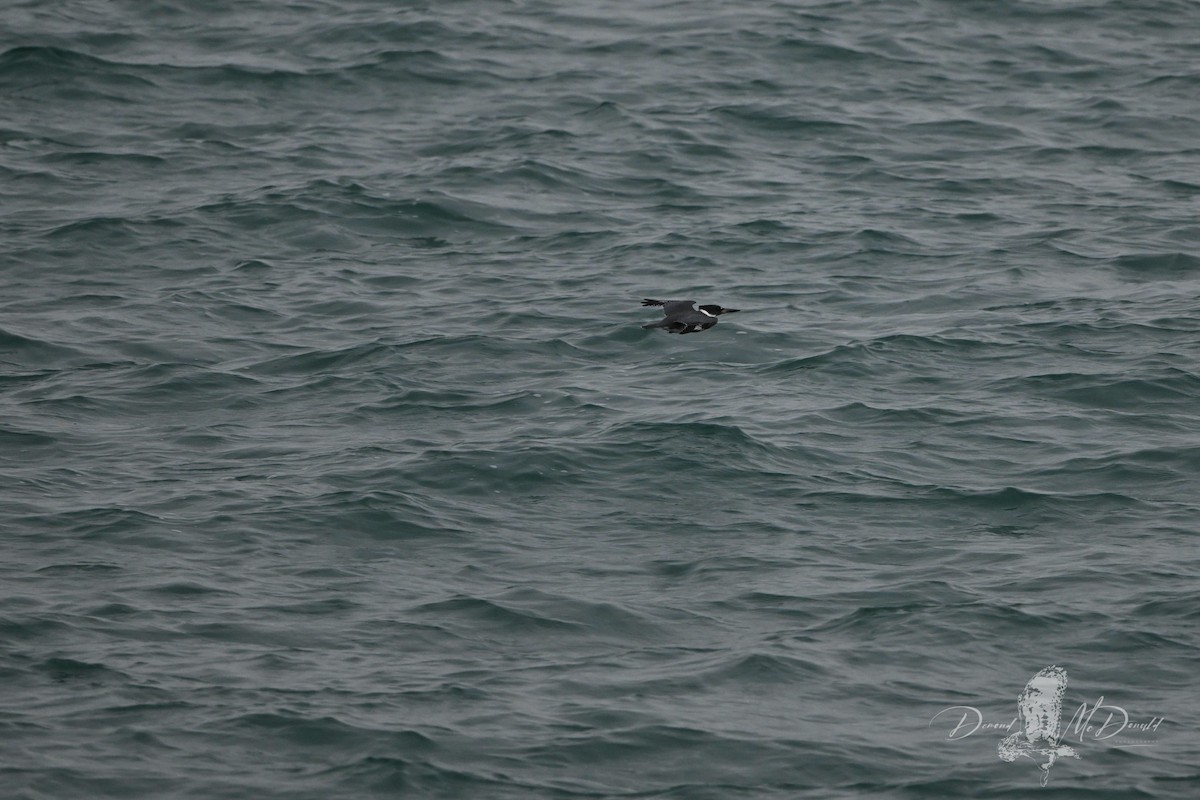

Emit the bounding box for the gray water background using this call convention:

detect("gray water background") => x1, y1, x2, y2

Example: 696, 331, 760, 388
3, 1, 1199, 797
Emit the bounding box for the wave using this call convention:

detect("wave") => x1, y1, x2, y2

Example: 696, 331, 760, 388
0, 324, 88, 367
1009, 368, 1200, 410
192, 181, 520, 242
0, 45, 158, 87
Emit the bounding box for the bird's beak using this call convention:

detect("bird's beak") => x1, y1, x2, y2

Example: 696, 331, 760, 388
722, 308, 740, 314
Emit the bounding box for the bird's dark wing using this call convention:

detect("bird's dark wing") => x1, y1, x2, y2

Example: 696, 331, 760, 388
641, 299, 697, 316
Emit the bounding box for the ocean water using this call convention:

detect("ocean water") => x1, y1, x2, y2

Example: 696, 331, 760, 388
2, 0, 1199, 797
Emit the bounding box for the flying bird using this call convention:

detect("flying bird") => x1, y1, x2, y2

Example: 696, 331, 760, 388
640, 298, 740, 334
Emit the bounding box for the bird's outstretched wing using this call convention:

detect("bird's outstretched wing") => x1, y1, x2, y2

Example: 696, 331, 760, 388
642, 298, 697, 316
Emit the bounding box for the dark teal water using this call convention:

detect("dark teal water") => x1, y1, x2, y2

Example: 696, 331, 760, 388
3, 1, 1198, 797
